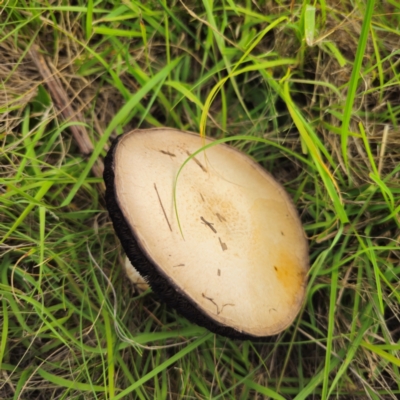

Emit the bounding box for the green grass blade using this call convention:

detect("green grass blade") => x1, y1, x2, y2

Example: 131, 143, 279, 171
326, 306, 373, 397
243, 379, 286, 400
38, 369, 106, 392
112, 334, 212, 400
321, 253, 340, 399
0, 181, 54, 244
304, 5, 316, 46
86, 0, 93, 39
341, 0, 376, 170
282, 81, 348, 223
361, 342, 400, 368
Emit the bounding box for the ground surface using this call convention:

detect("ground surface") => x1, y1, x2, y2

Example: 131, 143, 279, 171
1, 1, 400, 399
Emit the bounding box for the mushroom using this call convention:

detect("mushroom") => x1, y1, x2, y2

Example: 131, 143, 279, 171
104, 128, 309, 339
124, 256, 150, 293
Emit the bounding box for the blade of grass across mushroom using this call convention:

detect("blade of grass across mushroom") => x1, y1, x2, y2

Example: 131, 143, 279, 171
61, 57, 182, 207
173, 134, 313, 238
172, 44, 297, 234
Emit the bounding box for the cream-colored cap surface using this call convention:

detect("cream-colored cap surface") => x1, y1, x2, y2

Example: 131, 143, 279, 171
114, 128, 308, 337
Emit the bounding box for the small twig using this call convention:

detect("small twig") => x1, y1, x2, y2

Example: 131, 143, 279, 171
218, 237, 227, 251
29, 44, 104, 179
154, 183, 172, 232
200, 216, 217, 233
201, 293, 234, 315
185, 150, 207, 172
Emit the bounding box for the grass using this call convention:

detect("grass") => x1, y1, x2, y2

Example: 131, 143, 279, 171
1, 0, 400, 398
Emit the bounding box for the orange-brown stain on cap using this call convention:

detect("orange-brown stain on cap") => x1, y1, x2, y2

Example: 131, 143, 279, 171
273, 251, 307, 306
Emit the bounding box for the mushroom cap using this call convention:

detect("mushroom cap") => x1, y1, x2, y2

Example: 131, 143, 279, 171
104, 128, 309, 339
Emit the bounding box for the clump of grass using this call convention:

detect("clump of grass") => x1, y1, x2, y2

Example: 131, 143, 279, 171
1, 1, 399, 399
